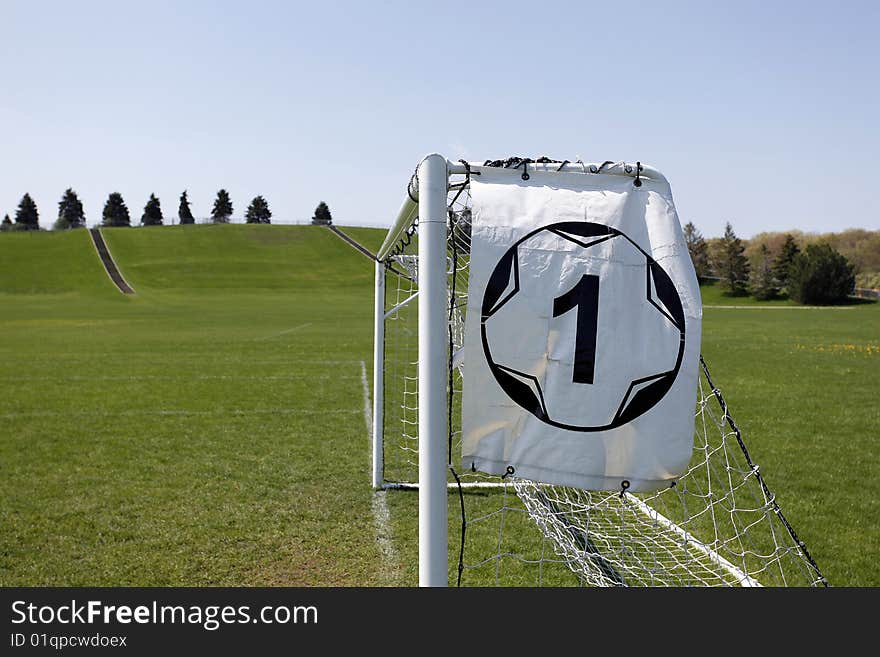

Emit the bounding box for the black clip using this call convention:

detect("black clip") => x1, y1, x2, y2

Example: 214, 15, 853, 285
510, 158, 532, 181
634, 161, 643, 187
619, 480, 631, 497
501, 465, 516, 480
458, 159, 480, 178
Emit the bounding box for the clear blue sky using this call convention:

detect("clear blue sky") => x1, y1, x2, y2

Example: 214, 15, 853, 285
1, 0, 877, 236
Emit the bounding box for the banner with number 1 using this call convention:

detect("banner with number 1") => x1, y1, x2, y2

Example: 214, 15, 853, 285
460, 165, 702, 492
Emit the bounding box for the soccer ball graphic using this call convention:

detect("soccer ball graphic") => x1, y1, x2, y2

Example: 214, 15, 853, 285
480, 221, 685, 432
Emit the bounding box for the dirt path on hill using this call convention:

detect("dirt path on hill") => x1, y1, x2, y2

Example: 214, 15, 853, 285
89, 228, 135, 294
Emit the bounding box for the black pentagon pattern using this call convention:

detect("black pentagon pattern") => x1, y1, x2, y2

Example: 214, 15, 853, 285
480, 220, 686, 433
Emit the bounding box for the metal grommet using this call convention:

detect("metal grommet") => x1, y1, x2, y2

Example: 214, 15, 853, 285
501, 465, 516, 479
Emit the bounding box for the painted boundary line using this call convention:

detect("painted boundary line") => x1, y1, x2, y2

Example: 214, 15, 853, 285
326, 225, 379, 261
88, 228, 135, 294
703, 305, 855, 310
360, 360, 401, 584
253, 323, 313, 341
1, 408, 361, 419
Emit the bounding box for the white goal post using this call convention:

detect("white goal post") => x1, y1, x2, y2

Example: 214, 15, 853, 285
373, 154, 827, 588
374, 153, 450, 586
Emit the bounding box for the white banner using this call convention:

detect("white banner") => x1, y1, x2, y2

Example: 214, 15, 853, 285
460, 166, 702, 492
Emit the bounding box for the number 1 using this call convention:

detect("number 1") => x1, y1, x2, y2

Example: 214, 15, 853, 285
553, 274, 600, 384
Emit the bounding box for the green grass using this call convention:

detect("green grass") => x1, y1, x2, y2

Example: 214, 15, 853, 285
1, 225, 386, 585
103, 223, 372, 292
698, 296, 879, 585
0, 229, 118, 295
0, 226, 877, 586
699, 279, 801, 306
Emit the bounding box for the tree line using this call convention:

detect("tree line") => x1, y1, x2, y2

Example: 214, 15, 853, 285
1, 190, 334, 230
683, 221, 861, 304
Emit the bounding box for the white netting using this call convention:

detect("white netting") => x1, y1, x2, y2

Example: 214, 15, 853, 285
378, 163, 826, 587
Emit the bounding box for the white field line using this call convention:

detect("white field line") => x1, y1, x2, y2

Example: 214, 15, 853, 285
3, 375, 362, 382
253, 323, 313, 341
703, 305, 855, 310
360, 360, 401, 584
2, 408, 360, 419
0, 358, 365, 366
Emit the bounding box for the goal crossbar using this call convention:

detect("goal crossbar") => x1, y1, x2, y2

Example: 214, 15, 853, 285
376, 159, 667, 261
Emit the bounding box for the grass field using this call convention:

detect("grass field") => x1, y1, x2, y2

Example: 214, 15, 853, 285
0, 225, 877, 586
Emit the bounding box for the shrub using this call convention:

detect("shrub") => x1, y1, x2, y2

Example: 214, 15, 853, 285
788, 243, 855, 304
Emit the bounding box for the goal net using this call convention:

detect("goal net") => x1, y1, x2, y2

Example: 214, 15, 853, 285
373, 156, 826, 587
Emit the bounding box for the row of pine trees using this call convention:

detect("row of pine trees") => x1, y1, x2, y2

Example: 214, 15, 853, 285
683, 221, 855, 304
1, 190, 334, 230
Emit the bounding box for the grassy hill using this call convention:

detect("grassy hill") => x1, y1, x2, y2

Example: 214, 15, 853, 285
0, 229, 117, 296
101, 224, 384, 293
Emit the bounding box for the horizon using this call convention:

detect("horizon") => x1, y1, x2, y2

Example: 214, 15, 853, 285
2, 1, 878, 238
4, 203, 878, 241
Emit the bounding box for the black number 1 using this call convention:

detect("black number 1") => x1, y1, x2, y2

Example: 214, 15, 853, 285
553, 274, 600, 384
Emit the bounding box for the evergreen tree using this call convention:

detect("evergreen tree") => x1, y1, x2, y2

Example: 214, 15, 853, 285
682, 221, 711, 282
178, 190, 195, 224
750, 243, 778, 300
54, 188, 86, 230
773, 234, 800, 292
14, 193, 40, 230
1, 214, 13, 232
788, 244, 855, 305
141, 194, 164, 226
245, 195, 272, 224
211, 189, 233, 223
714, 222, 749, 295
311, 201, 332, 226
102, 192, 131, 227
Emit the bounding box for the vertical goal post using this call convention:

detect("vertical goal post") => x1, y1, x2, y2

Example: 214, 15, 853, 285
372, 154, 451, 586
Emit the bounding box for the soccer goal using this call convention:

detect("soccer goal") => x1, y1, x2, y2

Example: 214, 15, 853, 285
373, 154, 827, 587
